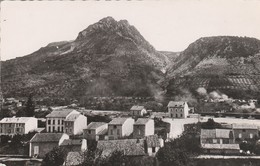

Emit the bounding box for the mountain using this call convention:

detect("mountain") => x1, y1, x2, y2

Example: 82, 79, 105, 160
166, 36, 260, 97
1, 17, 168, 99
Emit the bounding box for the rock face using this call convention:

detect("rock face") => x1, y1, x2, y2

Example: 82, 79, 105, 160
166, 36, 260, 97
1, 17, 168, 98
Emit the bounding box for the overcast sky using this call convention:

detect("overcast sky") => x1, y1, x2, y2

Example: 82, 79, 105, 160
1, 0, 260, 61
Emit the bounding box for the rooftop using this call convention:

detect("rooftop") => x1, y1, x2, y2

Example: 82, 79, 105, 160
60, 139, 83, 146
130, 105, 145, 111
201, 143, 240, 150
134, 118, 152, 125
0, 117, 36, 123
46, 109, 77, 118
85, 122, 107, 130
109, 117, 131, 125
65, 114, 81, 121
167, 101, 186, 107
97, 139, 145, 156
232, 123, 258, 129
30, 133, 66, 143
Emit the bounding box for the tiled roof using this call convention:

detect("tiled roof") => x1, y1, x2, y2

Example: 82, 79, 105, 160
130, 105, 145, 111
30, 133, 65, 143
167, 101, 186, 107
85, 122, 107, 130
97, 139, 146, 156
60, 139, 82, 146
232, 123, 258, 129
201, 129, 233, 139
0, 117, 35, 123
64, 152, 84, 166
201, 143, 240, 150
65, 114, 81, 121
145, 135, 160, 148
134, 118, 151, 125
109, 117, 131, 125
46, 109, 76, 118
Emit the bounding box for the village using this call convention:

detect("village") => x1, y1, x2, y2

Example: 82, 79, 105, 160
1, 96, 260, 166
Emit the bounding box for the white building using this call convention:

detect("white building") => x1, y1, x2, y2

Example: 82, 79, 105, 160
83, 122, 108, 141
133, 118, 154, 139
46, 109, 80, 133
0, 117, 38, 135
64, 114, 87, 135
108, 117, 134, 140
130, 105, 147, 116
167, 101, 189, 118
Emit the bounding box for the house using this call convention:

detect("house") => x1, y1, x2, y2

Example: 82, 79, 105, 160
0, 117, 38, 135
46, 109, 87, 135
232, 123, 259, 141
145, 135, 164, 156
63, 152, 84, 166
167, 101, 189, 118
130, 105, 147, 116
108, 117, 135, 140
83, 122, 108, 141
64, 114, 87, 135
200, 129, 240, 154
201, 129, 235, 144
29, 133, 69, 158
60, 139, 87, 152
97, 139, 146, 157
133, 118, 154, 139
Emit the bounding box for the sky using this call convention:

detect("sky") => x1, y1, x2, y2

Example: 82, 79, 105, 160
1, 0, 260, 61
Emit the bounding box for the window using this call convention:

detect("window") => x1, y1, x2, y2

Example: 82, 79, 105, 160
88, 130, 91, 134
242, 129, 246, 132
239, 133, 242, 138
34, 146, 39, 155
138, 129, 141, 135
152, 147, 156, 153
53, 120, 55, 125
48, 120, 51, 125
16, 128, 20, 132
213, 139, 218, 144
49, 127, 51, 132
58, 120, 60, 125
62, 120, 64, 125
117, 129, 120, 135
114, 125, 117, 129
66, 129, 68, 133
9, 124, 12, 127
180, 114, 182, 117
70, 129, 72, 133
250, 133, 253, 139
53, 126, 55, 132
58, 127, 60, 132
61, 127, 63, 132
176, 114, 178, 118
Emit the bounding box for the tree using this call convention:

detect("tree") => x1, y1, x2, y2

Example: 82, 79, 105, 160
201, 118, 222, 129
42, 147, 68, 166
25, 94, 35, 117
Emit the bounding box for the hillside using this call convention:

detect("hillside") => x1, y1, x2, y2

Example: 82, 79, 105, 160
1, 17, 168, 99
166, 36, 260, 98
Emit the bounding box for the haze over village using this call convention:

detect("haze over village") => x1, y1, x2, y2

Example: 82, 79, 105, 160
1, 1, 260, 166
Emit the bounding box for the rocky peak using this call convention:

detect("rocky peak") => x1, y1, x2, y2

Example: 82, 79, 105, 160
76, 16, 132, 41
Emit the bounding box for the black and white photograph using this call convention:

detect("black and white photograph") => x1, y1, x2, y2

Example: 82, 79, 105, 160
1, 0, 260, 165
